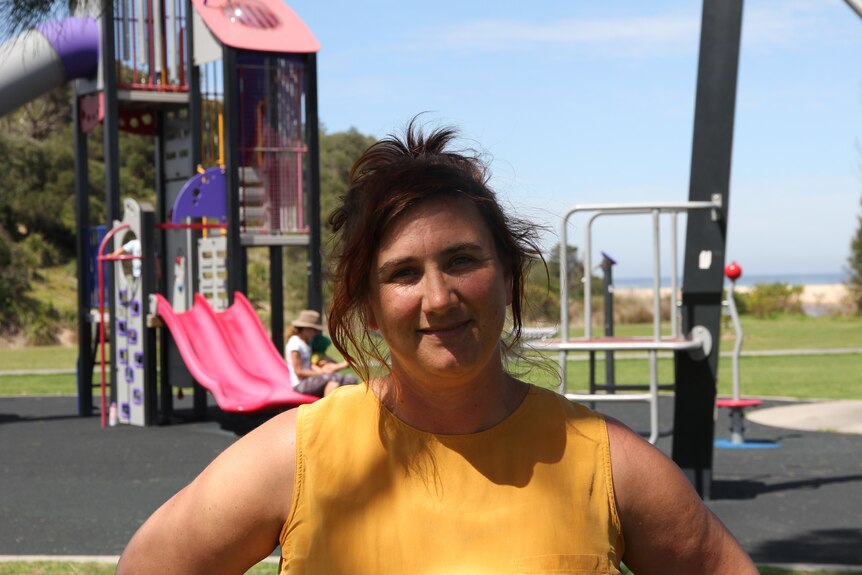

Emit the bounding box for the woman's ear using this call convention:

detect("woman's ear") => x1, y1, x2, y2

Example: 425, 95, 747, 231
505, 270, 514, 306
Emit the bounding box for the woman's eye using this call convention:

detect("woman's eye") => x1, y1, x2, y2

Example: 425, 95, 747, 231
388, 268, 416, 282
451, 254, 475, 267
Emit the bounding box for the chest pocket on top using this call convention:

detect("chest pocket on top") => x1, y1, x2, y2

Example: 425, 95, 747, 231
515, 554, 618, 574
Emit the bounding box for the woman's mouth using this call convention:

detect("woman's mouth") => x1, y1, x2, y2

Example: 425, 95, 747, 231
418, 320, 471, 339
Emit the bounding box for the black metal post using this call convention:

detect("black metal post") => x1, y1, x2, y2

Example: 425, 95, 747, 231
101, 1, 121, 405
270, 246, 284, 353
153, 111, 172, 424
305, 54, 323, 313
224, 47, 243, 301
672, 0, 743, 499
72, 83, 92, 417
139, 207, 157, 425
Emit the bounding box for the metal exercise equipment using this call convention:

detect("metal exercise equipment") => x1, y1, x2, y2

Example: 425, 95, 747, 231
531, 200, 720, 444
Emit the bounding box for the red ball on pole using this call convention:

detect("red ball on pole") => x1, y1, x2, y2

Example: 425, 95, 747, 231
725, 261, 742, 281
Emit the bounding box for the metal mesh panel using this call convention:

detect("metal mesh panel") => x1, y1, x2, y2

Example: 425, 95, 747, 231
113, 0, 188, 91
200, 60, 224, 166
237, 53, 308, 236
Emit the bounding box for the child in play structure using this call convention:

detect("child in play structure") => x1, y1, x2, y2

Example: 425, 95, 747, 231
284, 310, 357, 397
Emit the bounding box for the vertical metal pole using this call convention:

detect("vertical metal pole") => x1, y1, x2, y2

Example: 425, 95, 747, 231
73, 85, 93, 417
224, 47, 243, 299
651, 210, 662, 341
727, 280, 743, 400
558, 220, 569, 393
601, 253, 616, 390
187, 0, 201, 167
153, 111, 172, 423
305, 54, 323, 313
186, 17, 201, 313
583, 217, 594, 339
270, 246, 284, 352
140, 208, 157, 425
648, 350, 659, 444
650, 211, 662, 442
672, 0, 743, 499
670, 212, 680, 338
102, 0, 121, 404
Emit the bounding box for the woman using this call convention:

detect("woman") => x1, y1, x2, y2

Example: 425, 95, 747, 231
117, 121, 757, 574
284, 310, 356, 397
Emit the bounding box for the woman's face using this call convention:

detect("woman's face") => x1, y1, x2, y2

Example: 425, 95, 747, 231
367, 196, 512, 386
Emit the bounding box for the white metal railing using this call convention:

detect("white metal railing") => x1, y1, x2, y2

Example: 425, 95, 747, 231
534, 197, 721, 443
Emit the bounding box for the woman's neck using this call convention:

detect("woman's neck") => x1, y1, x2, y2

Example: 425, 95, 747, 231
372, 368, 528, 435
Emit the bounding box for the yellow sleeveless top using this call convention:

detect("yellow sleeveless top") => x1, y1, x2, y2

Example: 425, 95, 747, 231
279, 383, 625, 574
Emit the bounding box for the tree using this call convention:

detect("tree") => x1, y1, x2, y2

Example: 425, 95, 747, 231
521, 243, 604, 325
318, 126, 377, 240
0, 84, 71, 139
0, 84, 154, 339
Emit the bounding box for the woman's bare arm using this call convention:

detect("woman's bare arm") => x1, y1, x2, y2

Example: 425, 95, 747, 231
116, 409, 299, 575
606, 417, 758, 575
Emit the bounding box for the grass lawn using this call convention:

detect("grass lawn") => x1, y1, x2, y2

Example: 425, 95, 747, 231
0, 346, 77, 371
516, 353, 862, 400
517, 314, 862, 400
605, 314, 862, 351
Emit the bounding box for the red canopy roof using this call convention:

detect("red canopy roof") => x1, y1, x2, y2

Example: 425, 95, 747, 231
192, 0, 319, 54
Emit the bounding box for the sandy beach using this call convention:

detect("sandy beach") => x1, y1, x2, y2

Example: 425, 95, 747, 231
793, 283, 849, 306
614, 283, 850, 307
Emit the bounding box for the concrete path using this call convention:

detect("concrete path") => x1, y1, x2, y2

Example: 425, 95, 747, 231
748, 400, 862, 435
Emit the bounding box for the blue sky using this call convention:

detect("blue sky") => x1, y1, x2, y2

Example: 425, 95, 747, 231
285, 0, 862, 280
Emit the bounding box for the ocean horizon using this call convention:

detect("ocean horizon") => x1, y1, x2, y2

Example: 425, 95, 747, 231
613, 272, 846, 289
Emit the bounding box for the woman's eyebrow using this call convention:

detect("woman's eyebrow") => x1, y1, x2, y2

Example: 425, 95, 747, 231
376, 256, 414, 278
442, 242, 484, 255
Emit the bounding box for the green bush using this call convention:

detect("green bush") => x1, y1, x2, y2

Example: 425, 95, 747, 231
0, 227, 35, 331
21, 232, 61, 267
724, 287, 748, 315
737, 282, 804, 318
24, 302, 61, 345
523, 282, 559, 324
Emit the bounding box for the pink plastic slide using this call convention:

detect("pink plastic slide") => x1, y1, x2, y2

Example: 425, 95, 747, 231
152, 293, 319, 412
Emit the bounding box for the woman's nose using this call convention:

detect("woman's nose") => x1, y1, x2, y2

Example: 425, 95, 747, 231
422, 270, 457, 313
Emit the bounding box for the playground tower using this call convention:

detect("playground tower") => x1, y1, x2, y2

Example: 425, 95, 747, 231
55, 0, 322, 424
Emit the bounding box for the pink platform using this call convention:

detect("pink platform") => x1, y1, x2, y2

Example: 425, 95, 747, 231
716, 398, 763, 409
191, 0, 319, 54
153, 292, 318, 413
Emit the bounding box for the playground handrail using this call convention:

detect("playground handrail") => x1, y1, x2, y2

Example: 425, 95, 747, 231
559, 199, 721, 343
95, 223, 139, 428
557, 198, 722, 383
725, 280, 744, 401
539, 198, 721, 443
